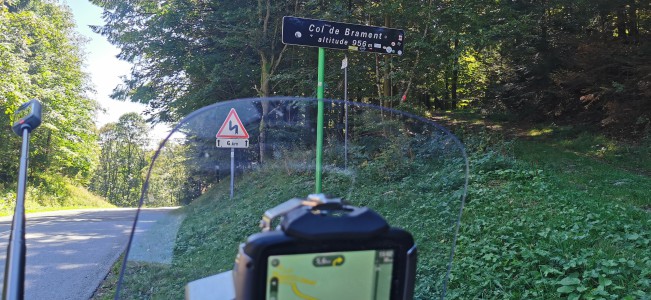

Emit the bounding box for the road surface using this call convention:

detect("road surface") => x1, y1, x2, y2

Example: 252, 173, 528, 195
0, 208, 177, 300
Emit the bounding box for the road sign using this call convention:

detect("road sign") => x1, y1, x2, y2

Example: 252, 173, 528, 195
216, 108, 249, 139
216, 108, 249, 148
216, 139, 249, 148
282, 16, 405, 55
215, 108, 250, 198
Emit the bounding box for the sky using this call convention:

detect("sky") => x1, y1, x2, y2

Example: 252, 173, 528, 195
62, 0, 148, 128
63, 0, 173, 145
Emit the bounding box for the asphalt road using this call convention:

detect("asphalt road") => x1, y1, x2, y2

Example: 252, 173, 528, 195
0, 208, 177, 300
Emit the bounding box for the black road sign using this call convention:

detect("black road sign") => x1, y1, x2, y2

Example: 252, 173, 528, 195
282, 16, 405, 55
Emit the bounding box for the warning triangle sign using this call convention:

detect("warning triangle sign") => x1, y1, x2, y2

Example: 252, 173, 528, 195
216, 108, 249, 139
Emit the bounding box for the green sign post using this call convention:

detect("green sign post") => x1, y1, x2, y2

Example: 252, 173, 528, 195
282, 16, 405, 193
316, 48, 325, 193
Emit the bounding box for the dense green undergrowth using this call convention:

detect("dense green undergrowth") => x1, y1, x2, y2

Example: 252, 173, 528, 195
446, 125, 651, 299
111, 121, 650, 299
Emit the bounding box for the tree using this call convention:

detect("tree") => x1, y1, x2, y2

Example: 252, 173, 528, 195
91, 0, 650, 143
0, 0, 98, 194
145, 143, 191, 206
91, 113, 148, 206
483, 0, 650, 135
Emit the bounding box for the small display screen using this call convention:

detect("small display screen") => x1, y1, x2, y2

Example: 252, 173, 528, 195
14, 104, 32, 123
266, 249, 394, 300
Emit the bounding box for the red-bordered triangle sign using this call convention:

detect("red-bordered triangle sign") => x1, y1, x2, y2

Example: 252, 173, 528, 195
216, 108, 249, 139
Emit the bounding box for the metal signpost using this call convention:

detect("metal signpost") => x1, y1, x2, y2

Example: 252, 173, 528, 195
216, 108, 249, 199
342, 56, 348, 169
282, 16, 405, 192
4, 99, 42, 300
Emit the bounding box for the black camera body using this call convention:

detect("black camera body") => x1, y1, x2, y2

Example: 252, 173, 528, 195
233, 194, 417, 300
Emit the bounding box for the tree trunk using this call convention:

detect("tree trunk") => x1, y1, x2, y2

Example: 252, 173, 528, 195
382, 16, 392, 101
628, 1, 639, 44
616, 5, 628, 43
599, 10, 610, 42
375, 54, 382, 98
444, 75, 450, 101
451, 38, 459, 108
259, 56, 271, 164
255, 0, 291, 164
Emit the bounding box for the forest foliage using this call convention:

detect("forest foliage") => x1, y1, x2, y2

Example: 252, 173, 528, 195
91, 0, 650, 138
0, 0, 100, 210
90, 113, 149, 207
1, 0, 649, 209
87, 0, 651, 208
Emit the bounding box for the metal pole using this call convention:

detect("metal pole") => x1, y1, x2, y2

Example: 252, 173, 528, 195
230, 148, 234, 199
3, 128, 29, 300
315, 47, 325, 193
344, 55, 348, 170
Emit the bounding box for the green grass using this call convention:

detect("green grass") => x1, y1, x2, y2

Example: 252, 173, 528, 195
101, 119, 651, 299
114, 136, 467, 299
91, 253, 124, 300
0, 178, 114, 216
446, 127, 651, 299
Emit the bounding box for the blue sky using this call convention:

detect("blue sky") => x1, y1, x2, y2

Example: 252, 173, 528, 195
63, 0, 146, 128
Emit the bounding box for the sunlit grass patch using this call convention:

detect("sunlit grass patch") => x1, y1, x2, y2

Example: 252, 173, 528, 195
527, 127, 554, 137
0, 179, 114, 216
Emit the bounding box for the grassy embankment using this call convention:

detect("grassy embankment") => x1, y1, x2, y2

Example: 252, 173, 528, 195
445, 115, 651, 299
96, 116, 467, 299
96, 115, 650, 299
0, 177, 114, 216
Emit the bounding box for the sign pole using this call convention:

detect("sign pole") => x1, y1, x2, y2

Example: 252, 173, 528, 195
4, 129, 30, 299
343, 55, 348, 170
215, 108, 249, 200
230, 148, 235, 199
281, 16, 405, 193
315, 47, 325, 193
4, 99, 41, 299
